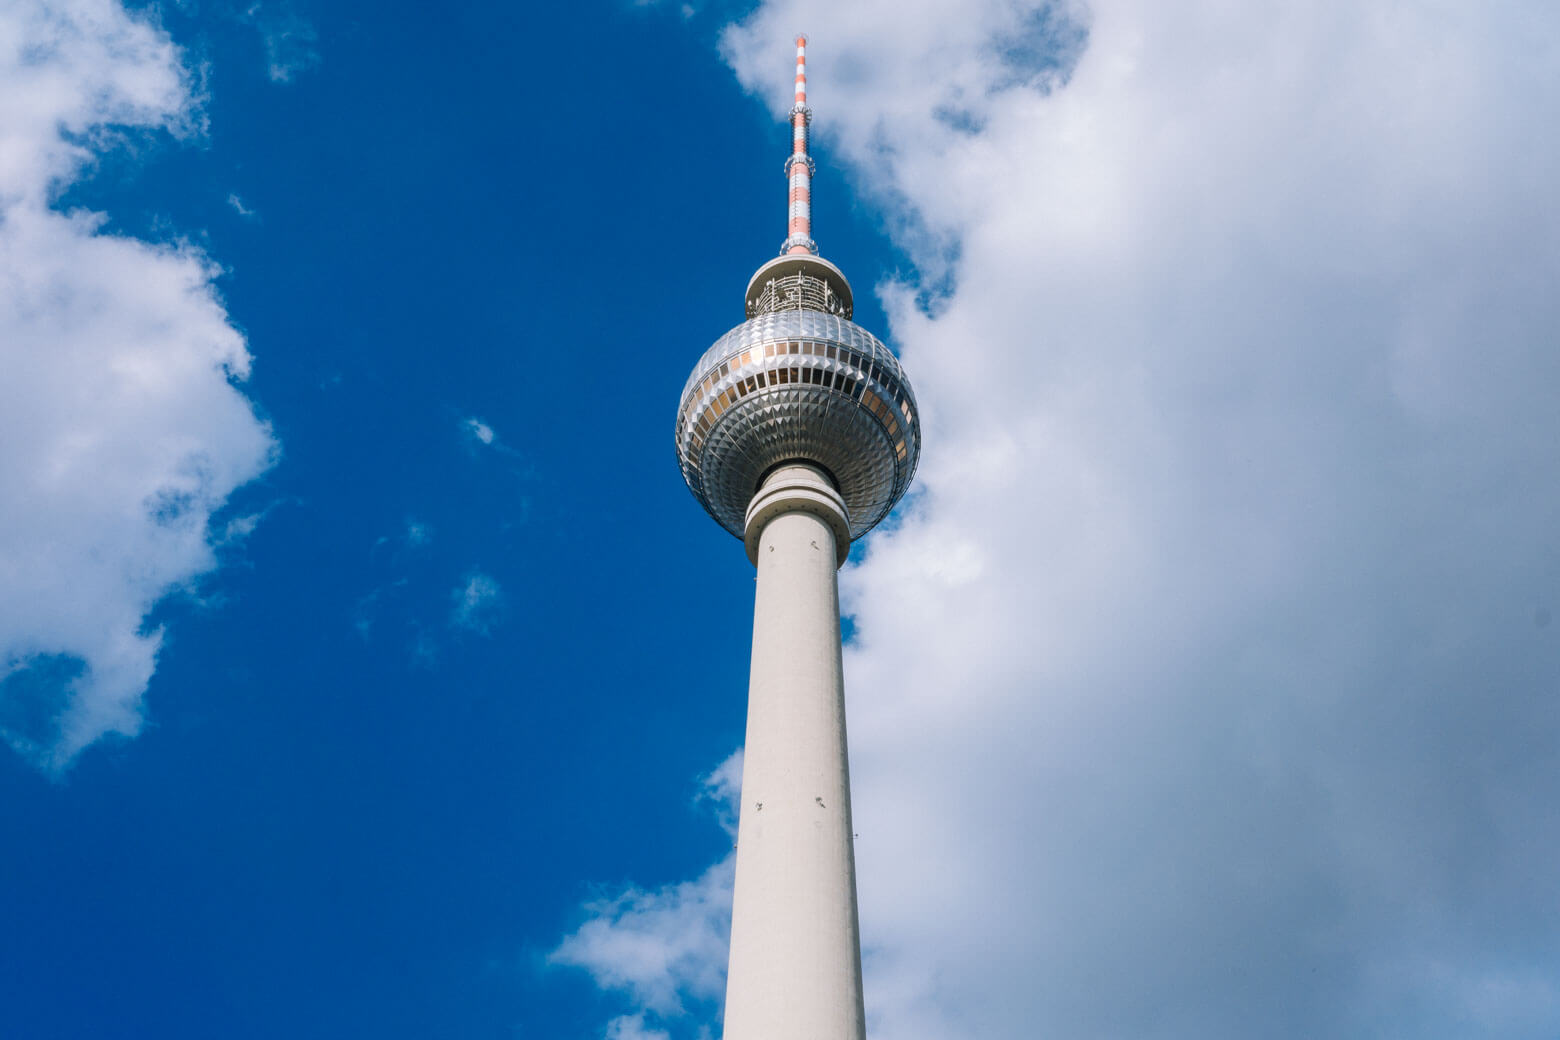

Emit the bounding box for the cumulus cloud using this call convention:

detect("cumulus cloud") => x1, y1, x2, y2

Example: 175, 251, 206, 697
0, 0, 276, 771
552, 758, 742, 1035
449, 570, 503, 635
564, 2, 1560, 1038
692, 750, 742, 838
553, 856, 734, 1022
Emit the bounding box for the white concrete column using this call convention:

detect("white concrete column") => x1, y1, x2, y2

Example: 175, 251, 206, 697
723, 464, 865, 1040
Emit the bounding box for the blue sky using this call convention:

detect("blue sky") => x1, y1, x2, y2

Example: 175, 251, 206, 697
3, 1, 820, 1035
5, 2, 1560, 1039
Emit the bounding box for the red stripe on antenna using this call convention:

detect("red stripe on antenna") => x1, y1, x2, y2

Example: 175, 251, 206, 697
784, 35, 816, 255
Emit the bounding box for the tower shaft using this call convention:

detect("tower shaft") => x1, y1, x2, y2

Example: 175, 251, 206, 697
724, 464, 866, 1040
675, 35, 919, 1039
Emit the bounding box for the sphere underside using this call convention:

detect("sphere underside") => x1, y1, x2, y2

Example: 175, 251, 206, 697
676, 309, 921, 541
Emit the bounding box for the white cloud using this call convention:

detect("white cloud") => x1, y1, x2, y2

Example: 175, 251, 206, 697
693, 750, 742, 838
565, 2, 1560, 1037
243, 2, 319, 84
604, 1013, 673, 1040
449, 570, 503, 635
0, 0, 276, 771
553, 855, 734, 1020
463, 416, 497, 446
218, 512, 262, 545
461, 414, 530, 471
404, 518, 433, 547
550, 761, 741, 1033
226, 192, 256, 218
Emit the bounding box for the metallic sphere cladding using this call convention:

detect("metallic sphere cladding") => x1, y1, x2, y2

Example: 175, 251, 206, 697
675, 300, 920, 542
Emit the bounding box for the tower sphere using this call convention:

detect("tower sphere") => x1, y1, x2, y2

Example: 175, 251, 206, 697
675, 253, 921, 546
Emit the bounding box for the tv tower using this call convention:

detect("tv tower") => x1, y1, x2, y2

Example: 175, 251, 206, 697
674, 36, 921, 1040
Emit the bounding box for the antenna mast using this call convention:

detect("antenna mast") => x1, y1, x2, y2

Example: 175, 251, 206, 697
783, 34, 817, 255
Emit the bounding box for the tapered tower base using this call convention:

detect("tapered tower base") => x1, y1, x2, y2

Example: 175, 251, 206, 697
723, 464, 866, 1040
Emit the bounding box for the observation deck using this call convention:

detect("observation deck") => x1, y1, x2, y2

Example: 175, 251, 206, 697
675, 256, 921, 542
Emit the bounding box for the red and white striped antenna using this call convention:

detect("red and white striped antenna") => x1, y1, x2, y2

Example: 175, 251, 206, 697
783, 34, 817, 256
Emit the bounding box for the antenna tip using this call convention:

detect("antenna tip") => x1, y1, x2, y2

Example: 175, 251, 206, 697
796, 33, 808, 46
